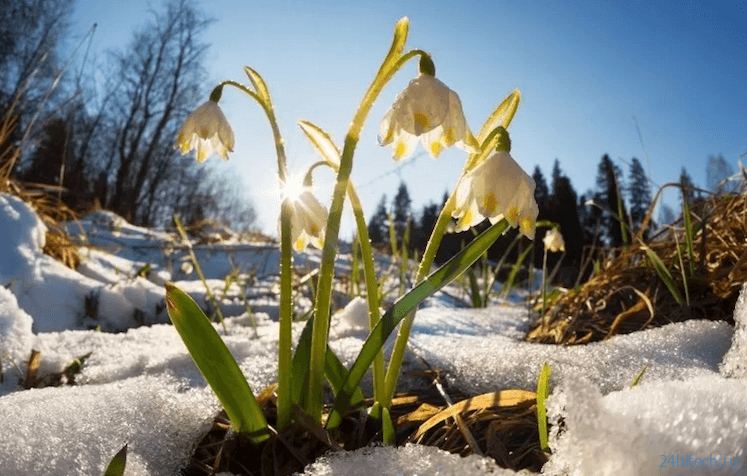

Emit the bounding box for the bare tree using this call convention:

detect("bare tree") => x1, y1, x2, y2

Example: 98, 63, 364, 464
0, 0, 74, 174
104, 0, 209, 224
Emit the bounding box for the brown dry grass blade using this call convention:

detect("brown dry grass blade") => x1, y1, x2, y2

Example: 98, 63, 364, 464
408, 390, 536, 442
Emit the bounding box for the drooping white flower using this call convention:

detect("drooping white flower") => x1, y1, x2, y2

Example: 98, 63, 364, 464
283, 188, 328, 252
378, 74, 479, 161
176, 101, 235, 162
543, 227, 565, 253
452, 150, 539, 239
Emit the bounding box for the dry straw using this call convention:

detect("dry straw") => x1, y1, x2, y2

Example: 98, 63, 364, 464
528, 191, 747, 345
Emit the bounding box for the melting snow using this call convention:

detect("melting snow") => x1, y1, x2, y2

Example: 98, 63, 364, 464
1, 192, 746, 475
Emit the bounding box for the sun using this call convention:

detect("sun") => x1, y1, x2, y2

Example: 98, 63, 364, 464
280, 175, 305, 202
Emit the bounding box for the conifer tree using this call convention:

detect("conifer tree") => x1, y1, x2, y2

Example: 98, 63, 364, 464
594, 154, 629, 248
391, 181, 412, 246
627, 157, 653, 239
706, 154, 735, 193
367, 194, 388, 245
532, 165, 550, 213
679, 167, 697, 208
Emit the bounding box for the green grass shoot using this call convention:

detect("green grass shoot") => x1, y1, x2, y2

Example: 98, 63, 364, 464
536, 362, 551, 452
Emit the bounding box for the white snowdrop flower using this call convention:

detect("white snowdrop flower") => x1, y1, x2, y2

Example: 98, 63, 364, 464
452, 150, 539, 239
176, 101, 235, 162
378, 74, 479, 161
543, 227, 565, 253
180, 261, 194, 275
283, 189, 328, 252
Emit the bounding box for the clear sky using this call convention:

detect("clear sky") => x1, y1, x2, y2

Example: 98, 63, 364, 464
71, 0, 747, 238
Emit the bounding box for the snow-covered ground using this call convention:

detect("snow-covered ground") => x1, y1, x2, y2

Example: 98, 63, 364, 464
1, 191, 746, 476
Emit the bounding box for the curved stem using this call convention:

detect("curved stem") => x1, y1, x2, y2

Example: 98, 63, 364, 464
217, 80, 288, 182
306, 42, 433, 421
217, 79, 292, 430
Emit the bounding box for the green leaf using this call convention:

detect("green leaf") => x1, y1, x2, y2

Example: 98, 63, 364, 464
291, 315, 365, 410
467, 266, 483, 308
102, 445, 127, 476
326, 219, 510, 430
298, 120, 341, 167
501, 243, 533, 298
165, 283, 270, 443
382, 406, 395, 445
477, 90, 521, 144
639, 242, 683, 305
536, 363, 551, 452
243, 66, 272, 105
631, 363, 648, 388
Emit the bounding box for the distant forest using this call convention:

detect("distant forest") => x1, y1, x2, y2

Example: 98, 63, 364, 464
367, 153, 737, 286
0, 0, 256, 230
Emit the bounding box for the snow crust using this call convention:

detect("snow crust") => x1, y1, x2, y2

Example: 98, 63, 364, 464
1, 193, 747, 475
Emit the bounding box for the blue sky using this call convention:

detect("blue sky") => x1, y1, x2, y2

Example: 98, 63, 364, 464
71, 0, 747, 237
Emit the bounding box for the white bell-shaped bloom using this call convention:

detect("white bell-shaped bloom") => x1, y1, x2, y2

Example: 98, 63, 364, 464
379, 74, 479, 161
452, 150, 539, 239
543, 227, 565, 253
283, 188, 328, 252
176, 101, 235, 162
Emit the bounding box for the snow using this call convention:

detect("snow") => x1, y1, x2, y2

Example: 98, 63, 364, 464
1, 192, 746, 475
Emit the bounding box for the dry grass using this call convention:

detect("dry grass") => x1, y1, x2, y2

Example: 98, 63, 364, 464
1, 178, 81, 270
184, 374, 547, 475
527, 192, 747, 345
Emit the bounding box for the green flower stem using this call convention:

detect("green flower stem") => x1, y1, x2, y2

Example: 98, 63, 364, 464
346, 182, 386, 401
382, 91, 522, 408
382, 195, 455, 407
306, 19, 430, 423
216, 79, 293, 430
215, 81, 287, 182
304, 159, 387, 402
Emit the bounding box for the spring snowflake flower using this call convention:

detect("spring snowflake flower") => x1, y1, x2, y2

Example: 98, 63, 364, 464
283, 188, 328, 252
176, 101, 235, 162
452, 150, 539, 239
543, 227, 565, 253
378, 74, 479, 161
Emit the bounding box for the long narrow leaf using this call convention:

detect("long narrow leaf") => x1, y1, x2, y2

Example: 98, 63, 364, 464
501, 243, 533, 298
536, 363, 551, 452
165, 283, 270, 443
326, 219, 510, 430
639, 242, 684, 305
298, 120, 341, 167
477, 90, 521, 144
102, 445, 127, 476
243, 66, 272, 106
291, 315, 365, 409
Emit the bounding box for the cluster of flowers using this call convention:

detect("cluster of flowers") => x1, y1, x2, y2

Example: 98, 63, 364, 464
176, 71, 539, 246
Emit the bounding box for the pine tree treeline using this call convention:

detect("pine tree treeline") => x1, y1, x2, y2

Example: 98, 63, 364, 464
2, 0, 257, 230
366, 154, 664, 286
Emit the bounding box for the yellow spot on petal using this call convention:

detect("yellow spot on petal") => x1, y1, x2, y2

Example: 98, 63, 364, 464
482, 193, 497, 214
394, 141, 407, 160
460, 209, 473, 229
507, 206, 520, 223
443, 128, 456, 146
413, 112, 429, 132
295, 237, 305, 250
430, 141, 442, 157
520, 216, 534, 237
197, 148, 207, 162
